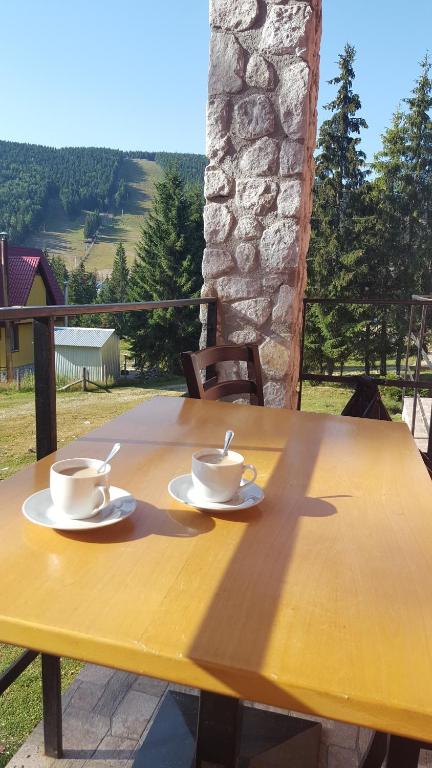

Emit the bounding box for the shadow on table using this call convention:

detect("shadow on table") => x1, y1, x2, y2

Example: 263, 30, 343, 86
184, 408, 343, 717
56, 501, 215, 544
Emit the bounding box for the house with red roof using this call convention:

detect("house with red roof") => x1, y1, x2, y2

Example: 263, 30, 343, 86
0, 246, 63, 379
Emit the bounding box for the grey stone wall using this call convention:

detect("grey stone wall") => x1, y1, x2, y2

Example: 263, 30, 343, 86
202, 0, 322, 408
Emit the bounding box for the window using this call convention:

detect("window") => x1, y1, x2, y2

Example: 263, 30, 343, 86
10, 322, 19, 352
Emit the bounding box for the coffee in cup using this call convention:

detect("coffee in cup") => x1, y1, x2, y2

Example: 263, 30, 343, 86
192, 449, 257, 503
50, 458, 111, 519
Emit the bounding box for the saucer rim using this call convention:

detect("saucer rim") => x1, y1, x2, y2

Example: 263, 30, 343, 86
168, 473, 264, 512
22, 486, 136, 530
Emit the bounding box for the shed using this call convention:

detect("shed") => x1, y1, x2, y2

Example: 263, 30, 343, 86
54, 327, 120, 383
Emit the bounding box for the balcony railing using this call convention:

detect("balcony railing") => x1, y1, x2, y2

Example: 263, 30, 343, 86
0, 298, 217, 461
298, 296, 432, 459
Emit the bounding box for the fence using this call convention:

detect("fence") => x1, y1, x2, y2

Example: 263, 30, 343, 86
298, 296, 432, 460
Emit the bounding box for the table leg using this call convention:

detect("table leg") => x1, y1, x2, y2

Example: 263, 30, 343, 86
385, 736, 420, 767
358, 731, 388, 768
195, 691, 242, 768
41, 654, 63, 758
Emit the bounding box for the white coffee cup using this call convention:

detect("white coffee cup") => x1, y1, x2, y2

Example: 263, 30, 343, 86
50, 458, 111, 519
192, 448, 257, 503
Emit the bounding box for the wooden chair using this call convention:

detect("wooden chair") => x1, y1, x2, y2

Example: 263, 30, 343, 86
180, 344, 264, 406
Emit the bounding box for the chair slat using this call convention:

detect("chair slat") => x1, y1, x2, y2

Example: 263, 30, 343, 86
181, 344, 264, 407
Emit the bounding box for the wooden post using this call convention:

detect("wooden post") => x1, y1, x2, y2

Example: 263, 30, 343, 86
205, 301, 218, 382
0, 236, 13, 383
83, 367, 87, 392
33, 317, 57, 460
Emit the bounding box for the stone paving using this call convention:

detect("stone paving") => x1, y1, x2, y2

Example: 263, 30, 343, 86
6, 664, 432, 767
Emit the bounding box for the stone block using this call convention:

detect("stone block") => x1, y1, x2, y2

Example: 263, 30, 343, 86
211, 0, 259, 31
240, 138, 279, 177
207, 98, 231, 162
279, 61, 310, 139
228, 327, 260, 344
111, 690, 160, 739
205, 166, 233, 198
260, 337, 290, 379
78, 663, 115, 686
67, 681, 105, 712
235, 242, 257, 272
204, 203, 234, 243
272, 284, 295, 330
93, 670, 136, 718
236, 178, 278, 215
85, 734, 138, 766
235, 214, 263, 240
213, 276, 262, 300
328, 745, 357, 768
260, 4, 313, 57
263, 380, 288, 408
228, 298, 272, 326
320, 719, 358, 750
233, 95, 275, 139
62, 704, 110, 751
5, 743, 55, 768
209, 32, 245, 95
280, 139, 306, 176
278, 178, 302, 217
202, 247, 234, 278
246, 54, 276, 90
131, 676, 168, 697
260, 220, 299, 272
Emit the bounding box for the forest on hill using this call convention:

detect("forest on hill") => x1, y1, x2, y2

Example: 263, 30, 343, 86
0, 140, 207, 244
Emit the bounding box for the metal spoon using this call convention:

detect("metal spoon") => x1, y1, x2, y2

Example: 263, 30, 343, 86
222, 430, 234, 457
98, 442, 121, 474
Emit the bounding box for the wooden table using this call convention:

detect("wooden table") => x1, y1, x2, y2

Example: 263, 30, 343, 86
1, 396, 432, 767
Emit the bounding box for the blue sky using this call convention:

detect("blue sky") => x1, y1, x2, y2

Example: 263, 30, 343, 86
1, 0, 431, 161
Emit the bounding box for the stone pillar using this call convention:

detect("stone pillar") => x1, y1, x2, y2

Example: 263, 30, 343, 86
202, 0, 322, 408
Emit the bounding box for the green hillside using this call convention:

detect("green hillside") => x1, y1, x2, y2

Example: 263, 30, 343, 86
0, 140, 207, 278
26, 158, 161, 276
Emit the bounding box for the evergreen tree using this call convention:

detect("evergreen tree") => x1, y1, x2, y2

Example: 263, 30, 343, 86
128, 169, 203, 373
307, 44, 370, 374
98, 242, 129, 336
68, 261, 98, 327
404, 54, 432, 294
47, 253, 69, 293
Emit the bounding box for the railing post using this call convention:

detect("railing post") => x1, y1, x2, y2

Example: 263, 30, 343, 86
411, 305, 427, 437
33, 317, 62, 757
297, 300, 308, 411
206, 300, 218, 382
33, 317, 57, 460
206, 300, 217, 348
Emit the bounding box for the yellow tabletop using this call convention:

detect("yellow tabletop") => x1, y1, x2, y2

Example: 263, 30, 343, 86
0, 396, 432, 741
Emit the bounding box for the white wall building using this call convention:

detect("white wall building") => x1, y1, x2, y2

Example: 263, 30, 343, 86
54, 327, 120, 383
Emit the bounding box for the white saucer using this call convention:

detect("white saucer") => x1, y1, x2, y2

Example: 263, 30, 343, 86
22, 486, 137, 531
168, 474, 264, 512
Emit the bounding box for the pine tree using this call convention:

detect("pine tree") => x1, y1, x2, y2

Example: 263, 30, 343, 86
98, 242, 130, 336
404, 55, 432, 294
128, 169, 203, 374
307, 44, 370, 374
47, 253, 69, 293
68, 261, 98, 327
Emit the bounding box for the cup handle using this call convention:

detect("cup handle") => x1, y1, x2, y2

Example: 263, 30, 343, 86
95, 483, 110, 512
240, 464, 257, 488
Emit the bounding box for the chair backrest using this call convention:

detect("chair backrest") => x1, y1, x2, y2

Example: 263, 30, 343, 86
341, 377, 392, 420
181, 344, 264, 406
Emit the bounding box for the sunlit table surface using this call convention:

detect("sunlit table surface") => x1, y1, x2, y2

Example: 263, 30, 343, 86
0, 396, 431, 742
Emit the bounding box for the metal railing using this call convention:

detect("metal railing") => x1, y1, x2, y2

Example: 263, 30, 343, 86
298, 296, 432, 459
0, 298, 217, 460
